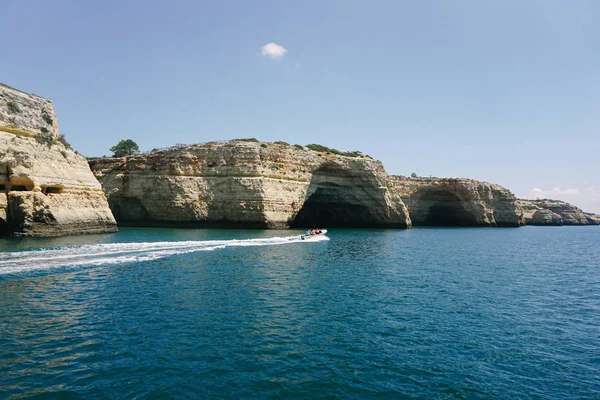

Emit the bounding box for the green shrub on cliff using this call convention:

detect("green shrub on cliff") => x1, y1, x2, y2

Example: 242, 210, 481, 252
110, 139, 140, 157
345, 151, 362, 158
306, 144, 330, 153
232, 138, 259, 142
53, 134, 73, 150
41, 111, 53, 125
293, 144, 304, 150
58, 134, 72, 150
305, 143, 363, 158
7, 101, 20, 113
274, 141, 290, 146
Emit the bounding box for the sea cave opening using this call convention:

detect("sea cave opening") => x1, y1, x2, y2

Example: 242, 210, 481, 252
410, 188, 478, 226
0, 217, 9, 236
289, 186, 378, 228
109, 196, 151, 223
289, 162, 383, 228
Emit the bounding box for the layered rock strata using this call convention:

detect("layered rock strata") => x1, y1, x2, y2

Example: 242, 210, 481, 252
585, 213, 600, 225
89, 142, 410, 228
0, 83, 117, 236
532, 209, 563, 226
387, 176, 523, 227
517, 199, 600, 226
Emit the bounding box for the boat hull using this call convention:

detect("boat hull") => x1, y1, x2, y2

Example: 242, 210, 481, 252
300, 229, 327, 240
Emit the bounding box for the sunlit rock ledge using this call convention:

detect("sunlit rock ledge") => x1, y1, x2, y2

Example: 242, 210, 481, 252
0, 83, 117, 237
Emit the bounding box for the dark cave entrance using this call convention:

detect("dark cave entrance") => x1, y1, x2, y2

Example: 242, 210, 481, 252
0, 217, 9, 236
410, 188, 478, 226
289, 162, 384, 228
109, 196, 151, 223
289, 187, 379, 228
44, 186, 63, 194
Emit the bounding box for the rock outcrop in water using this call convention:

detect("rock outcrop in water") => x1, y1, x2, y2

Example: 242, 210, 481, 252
89, 141, 410, 228
517, 199, 600, 226
0, 83, 117, 236
387, 176, 523, 227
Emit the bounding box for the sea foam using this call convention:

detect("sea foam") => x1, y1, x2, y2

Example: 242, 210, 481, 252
0, 234, 329, 275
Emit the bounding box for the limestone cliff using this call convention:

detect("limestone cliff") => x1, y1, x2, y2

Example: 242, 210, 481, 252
517, 199, 600, 226
585, 213, 600, 225
89, 141, 410, 228
0, 83, 117, 236
388, 176, 523, 227
531, 209, 563, 226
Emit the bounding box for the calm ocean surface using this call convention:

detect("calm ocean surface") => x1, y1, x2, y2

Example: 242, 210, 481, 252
0, 227, 599, 399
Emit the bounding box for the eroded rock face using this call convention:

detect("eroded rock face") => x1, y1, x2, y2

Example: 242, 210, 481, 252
517, 199, 542, 225
0, 83, 117, 236
90, 142, 410, 228
518, 199, 600, 226
585, 213, 600, 225
388, 176, 523, 227
532, 209, 563, 226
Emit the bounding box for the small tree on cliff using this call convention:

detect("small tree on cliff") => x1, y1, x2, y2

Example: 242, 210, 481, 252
110, 139, 140, 157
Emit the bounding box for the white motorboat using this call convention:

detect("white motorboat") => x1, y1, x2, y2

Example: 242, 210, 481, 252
300, 229, 327, 240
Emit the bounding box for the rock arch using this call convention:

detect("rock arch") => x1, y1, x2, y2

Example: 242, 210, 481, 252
408, 187, 480, 226
290, 162, 407, 228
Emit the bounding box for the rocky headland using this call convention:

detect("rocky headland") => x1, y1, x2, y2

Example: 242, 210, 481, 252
388, 176, 523, 227
0, 83, 117, 236
517, 199, 600, 226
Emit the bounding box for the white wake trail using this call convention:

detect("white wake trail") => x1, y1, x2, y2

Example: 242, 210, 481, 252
0, 234, 329, 275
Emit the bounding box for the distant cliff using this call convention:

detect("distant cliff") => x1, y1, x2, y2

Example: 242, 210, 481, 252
0, 83, 117, 236
89, 141, 410, 228
388, 176, 523, 227
89, 141, 535, 229
517, 199, 600, 226
89, 141, 600, 229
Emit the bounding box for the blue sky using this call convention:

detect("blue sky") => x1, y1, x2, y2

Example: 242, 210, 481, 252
2, 0, 599, 212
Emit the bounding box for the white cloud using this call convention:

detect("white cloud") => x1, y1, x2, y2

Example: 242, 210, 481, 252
523, 186, 600, 214
528, 187, 580, 198
260, 42, 287, 60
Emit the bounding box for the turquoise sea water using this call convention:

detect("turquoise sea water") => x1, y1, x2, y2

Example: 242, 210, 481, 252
0, 227, 599, 399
